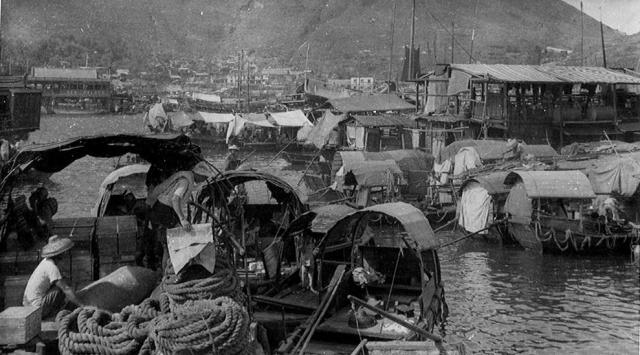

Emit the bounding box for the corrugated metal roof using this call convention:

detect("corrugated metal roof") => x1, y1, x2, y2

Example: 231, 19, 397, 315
449, 64, 640, 85
349, 114, 416, 128
329, 94, 415, 113
504, 170, 595, 199
450, 64, 563, 83
541, 66, 640, 84
32, 67, 98, 79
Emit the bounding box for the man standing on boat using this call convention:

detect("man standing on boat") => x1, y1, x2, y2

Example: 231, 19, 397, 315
145, 161, 213, 270
224, 144, 241, 171
23, 236, 84, 318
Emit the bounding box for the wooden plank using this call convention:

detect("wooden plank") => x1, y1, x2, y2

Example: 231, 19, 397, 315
0, 306, 41, 345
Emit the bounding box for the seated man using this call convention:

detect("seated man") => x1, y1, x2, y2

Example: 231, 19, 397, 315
23, 235, 84, 318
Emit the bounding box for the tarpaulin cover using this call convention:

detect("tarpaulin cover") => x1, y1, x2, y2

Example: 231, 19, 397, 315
447, 70, 472, 96
77, 266, 159, 313
12, 134, 201, 174
333, 150, 433, 181
335, 160, 405, 189
588, 157, 640, 198
504, 170, 595, 199
242, 113, 275, 127
328, 94, 414, 113
460, 171, 510, 195
458, 181, 491, 233
296, 123, 313, 141
323, 202, 438, 251
144, 103, 168, 130
303, 111, 345, 149
226, 115, 247, 142
504, 181, 532, 224
439, 139, 513, 163
196, 112, 234, 124
92, 164, 150, 216
192, 92, 221, 103
453, 147, 482, 176
269, 110, 311, 127
424, 78, 449, 114
169, 111, 195, 128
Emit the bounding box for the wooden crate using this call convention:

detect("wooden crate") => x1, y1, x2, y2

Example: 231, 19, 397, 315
95, 215, 138, 257
50, 217, 96, 251
2, 275, 30, 308
0, 251, 40, 277
0, 306, 41, 345
57, 250, 95, 286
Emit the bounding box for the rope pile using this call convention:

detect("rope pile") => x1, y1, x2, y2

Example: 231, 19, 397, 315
56, 254, 251, 355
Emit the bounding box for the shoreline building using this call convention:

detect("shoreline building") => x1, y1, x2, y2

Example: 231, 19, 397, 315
28, 67, 111, 112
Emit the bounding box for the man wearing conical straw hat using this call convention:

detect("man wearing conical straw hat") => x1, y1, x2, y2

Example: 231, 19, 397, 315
23, 235, 84, 318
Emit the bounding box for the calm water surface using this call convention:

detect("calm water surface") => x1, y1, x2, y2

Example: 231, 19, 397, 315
22, 114, 640, 354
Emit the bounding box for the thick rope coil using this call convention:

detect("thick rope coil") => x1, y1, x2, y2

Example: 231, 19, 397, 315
56, 251, 249, 355
161, 255, 243, 304
148, 297, 251, 355
57, 308, 144, 355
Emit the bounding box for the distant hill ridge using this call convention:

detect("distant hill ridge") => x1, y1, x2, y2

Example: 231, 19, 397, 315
3, 0, 636, 75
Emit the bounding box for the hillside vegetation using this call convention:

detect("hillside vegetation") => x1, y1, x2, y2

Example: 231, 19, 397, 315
2, 0, 635, 75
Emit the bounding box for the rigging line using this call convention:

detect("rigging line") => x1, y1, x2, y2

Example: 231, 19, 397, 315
425, 8, 476, 63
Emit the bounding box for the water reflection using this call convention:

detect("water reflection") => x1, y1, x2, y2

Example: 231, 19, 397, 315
18, 114, 640, 353
439, 237, 640, 354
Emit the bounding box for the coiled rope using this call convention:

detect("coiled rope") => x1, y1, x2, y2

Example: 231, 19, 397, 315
148, 297, 251, 355
57, 254, 250, 355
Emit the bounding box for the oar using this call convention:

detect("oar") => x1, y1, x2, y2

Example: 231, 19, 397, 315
265, 139, 296, 167
437, 218, 507, 249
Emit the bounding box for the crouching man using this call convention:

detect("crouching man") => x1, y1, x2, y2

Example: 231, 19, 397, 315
23, 235, 84, 318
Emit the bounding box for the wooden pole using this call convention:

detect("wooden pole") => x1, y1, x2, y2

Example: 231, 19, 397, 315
246, 56, 251, 111
408, 0, 416, 80
600, 10, 607, 68
347, 295, 444, 345
580, 1, 584, 66
451, 21, 455, 64
236, 52, 242, 112
387, 0, 398, 86
469, 0, 479, 63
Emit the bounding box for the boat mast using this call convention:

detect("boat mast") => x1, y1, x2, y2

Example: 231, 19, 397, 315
580, 1, 584, 66
387, 0, 398, 89
469, 0, 479, 63
599, 7, 607, 68
408, 0, 416, 80
236, 51, 242, 112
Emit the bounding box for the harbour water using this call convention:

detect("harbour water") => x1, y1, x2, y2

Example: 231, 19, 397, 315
22, 114, 640, 354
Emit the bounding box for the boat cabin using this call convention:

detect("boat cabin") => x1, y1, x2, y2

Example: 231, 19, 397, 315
0, 134, 201, 308
260, 202, 446, 354
0, 77, 41, 142
193, 170, 306, 289
458, 171, 510, 237
432, 64, 640, 148
501, 170, 635, 254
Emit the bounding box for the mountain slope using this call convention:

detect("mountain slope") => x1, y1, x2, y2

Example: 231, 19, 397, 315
2, 0, 630, 75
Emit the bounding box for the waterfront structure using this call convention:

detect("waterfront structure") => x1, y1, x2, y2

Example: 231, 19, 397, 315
28, 67, 111, 112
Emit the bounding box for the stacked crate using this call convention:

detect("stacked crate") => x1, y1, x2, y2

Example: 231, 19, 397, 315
0, 248, 40, 308
50, 217, 97, 288
95, 216, 139, 278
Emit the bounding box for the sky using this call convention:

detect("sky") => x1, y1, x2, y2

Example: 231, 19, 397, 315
562, 0, 640, 34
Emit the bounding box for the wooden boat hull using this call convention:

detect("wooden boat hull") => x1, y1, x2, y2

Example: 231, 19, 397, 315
508, 222, 639, 254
